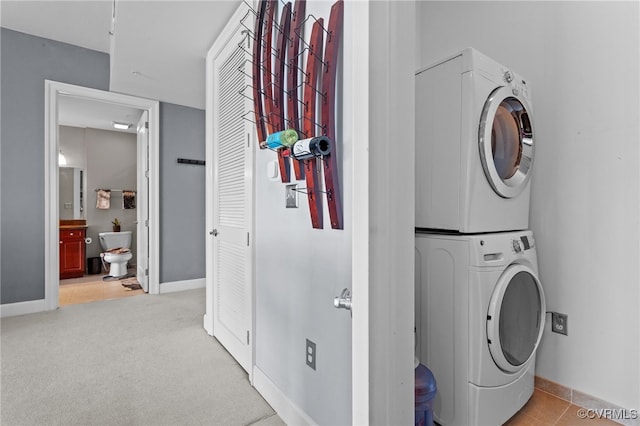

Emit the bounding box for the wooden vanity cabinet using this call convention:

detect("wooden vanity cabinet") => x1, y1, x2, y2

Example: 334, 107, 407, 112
60, 228, 86, 279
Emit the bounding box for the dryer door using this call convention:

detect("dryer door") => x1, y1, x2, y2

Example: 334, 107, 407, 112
479, 87, 534, 198
487, 264, 545, 373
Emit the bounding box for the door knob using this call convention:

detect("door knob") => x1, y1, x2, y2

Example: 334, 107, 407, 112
334, 288, 352, 311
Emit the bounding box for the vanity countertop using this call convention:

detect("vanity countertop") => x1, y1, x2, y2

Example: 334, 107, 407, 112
60, 220, 87, 230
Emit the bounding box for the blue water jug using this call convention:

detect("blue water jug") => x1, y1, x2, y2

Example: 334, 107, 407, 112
415, 360, 437, 426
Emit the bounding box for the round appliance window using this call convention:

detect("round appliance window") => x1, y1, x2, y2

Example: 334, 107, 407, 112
479, 87, 534, 199
487, 264, 545, 373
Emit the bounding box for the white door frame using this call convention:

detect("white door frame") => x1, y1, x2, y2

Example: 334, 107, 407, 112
350, 1, 370, 422
44, 80, 161, 310
136, 111, 150, 292
365, 1, 416, 423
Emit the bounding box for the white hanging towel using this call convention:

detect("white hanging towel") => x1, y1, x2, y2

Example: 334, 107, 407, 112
96, 189, 111, 209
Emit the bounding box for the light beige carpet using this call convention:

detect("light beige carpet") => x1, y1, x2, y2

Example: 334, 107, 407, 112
1, 288, 284, 426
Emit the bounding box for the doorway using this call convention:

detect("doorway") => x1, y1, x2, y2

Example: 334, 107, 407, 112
57, 103, 143, 305
44, 81, 160, 311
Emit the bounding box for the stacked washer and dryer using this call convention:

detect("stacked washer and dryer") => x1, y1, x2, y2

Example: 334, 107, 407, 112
414, 48, 546, 425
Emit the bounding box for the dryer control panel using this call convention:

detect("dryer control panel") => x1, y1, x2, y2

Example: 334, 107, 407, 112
502, 68, 530, 99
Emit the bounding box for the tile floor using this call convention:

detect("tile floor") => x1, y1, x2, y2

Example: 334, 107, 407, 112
505, 388, 619, 426
59, 272, 144, 306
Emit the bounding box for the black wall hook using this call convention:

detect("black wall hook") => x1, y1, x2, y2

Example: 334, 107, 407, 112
177, 158, 205, 166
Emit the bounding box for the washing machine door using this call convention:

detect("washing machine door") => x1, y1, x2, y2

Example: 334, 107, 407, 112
479, 87, 534, 199
487, 264, 545, 373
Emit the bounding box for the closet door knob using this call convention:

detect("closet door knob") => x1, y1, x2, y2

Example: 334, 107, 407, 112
334, 288, 352, 311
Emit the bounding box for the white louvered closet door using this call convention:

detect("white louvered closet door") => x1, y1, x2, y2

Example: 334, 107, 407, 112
211, 15, 254, 374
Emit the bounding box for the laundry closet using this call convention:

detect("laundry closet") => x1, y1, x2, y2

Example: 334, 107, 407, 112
414, 48, 545, 425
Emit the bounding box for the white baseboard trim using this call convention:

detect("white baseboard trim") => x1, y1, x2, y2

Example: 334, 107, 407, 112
203, 313, 214, 336
159, 278, 205, 294
252, 366, 317, 426
0, 298, 48, 318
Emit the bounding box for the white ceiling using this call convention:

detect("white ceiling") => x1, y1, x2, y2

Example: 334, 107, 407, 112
1, 0, 241, 110
110, 1, 240, 109
58, 95, 144, 133
0, 1, 113, 53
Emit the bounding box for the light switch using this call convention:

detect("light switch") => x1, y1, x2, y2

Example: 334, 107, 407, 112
267, 160, 279, 180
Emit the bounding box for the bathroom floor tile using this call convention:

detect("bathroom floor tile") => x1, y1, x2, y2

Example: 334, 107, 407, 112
104, 286, 142, 300
58, 287, 73, 305
59, 273, 143, 307
60, 274, 107, 285
70, 289, 104, 304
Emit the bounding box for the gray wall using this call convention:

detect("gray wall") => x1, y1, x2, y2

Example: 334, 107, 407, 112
1, 28, 207, 303
159, 102, 206, 283
416, 1, 640, 410
82, 127, 138, 263
0, 28, 110, 304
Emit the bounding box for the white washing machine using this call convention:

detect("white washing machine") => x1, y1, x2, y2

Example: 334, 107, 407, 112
415, 48, 535, 233
415, 230, 546, 426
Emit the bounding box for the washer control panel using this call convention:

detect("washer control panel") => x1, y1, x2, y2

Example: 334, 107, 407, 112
472, 231, 536, 266
512, 239, 522, 253
512, 235, 534, 253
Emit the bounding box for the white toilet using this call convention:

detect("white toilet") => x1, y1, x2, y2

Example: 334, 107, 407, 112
98, 231, 133, 277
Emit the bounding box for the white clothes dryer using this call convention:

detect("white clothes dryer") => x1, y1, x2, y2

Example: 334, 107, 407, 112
415, 48, 535, 233
415, 230, 546, 426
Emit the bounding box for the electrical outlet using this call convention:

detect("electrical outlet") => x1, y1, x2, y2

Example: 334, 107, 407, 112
306, 339, 316, 370
551, 312, 568, 335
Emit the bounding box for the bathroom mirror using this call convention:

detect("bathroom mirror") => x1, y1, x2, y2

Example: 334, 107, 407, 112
59, 167, 85, 219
